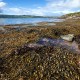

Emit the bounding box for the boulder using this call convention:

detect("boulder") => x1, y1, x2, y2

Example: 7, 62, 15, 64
60, 34, 74, 41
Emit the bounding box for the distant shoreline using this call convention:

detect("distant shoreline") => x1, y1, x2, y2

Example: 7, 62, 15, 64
0, 14, 58, 18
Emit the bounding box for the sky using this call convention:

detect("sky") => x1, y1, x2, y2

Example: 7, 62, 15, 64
0, 0, 80, 16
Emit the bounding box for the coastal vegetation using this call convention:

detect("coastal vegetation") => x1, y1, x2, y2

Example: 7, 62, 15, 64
66, 12, 80, 16
61, 12, 80, 19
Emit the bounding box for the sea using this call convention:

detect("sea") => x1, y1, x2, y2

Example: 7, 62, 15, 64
0, 18, 64, 25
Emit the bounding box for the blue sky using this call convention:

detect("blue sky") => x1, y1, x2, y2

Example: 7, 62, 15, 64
0, 0, 80, 16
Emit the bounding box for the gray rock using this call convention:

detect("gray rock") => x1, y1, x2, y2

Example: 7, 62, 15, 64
60, 34, 74, 41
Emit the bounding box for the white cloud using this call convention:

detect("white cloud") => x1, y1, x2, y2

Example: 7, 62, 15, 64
44, 0, 80, 14
65, 0, 80, 8
5, 7, 45, 16
2, 0, 80, 15
46, 0, 80, 7
0, 0, 6, 8
9, 8, 21, 13
0, 0, 6, 13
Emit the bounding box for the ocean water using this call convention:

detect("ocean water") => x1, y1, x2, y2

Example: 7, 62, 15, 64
0, 18, 64, 25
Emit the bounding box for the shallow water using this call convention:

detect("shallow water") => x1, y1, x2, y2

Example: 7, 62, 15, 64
28, 38, 80, 53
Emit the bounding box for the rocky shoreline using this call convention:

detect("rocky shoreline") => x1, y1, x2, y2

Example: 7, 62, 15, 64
0, 19, 80, 80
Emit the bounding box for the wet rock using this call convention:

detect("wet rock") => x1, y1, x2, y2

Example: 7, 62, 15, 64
11, 45, 33, 55
74, 35, 80, 44
27, 29, 39, 33
60, 34, 74, 41
0, 58, 4, 65
10, 43, 43, 56
0, 58, 7, 74
53, 28, 62, 36
53, 28, 69, 36
78, 44, 80, 49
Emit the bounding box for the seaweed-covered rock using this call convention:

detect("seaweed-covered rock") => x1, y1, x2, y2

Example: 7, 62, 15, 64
53, 28, 69, 36
0, 46, 80, 80
74, 35, 80, 44
27, 29, 39, 33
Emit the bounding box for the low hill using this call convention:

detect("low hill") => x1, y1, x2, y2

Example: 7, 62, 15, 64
61, 12, 80, 19
0, 15, 44, 18
0, 14, 56, 18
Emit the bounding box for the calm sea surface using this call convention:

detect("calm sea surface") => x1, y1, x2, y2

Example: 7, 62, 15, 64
0, 18, 64, 25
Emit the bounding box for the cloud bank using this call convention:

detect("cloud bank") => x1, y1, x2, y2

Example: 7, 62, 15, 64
0, 0, 6, 13
1, 0, 80, 16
